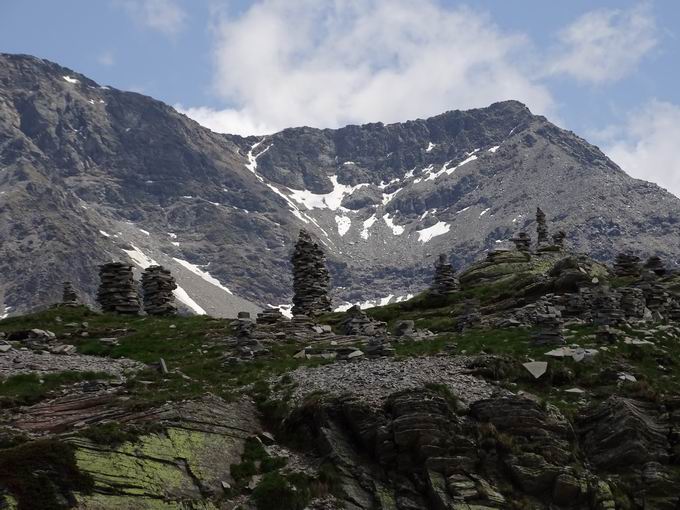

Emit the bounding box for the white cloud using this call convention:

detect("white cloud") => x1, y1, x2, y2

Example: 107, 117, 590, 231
96, 50, 115, 67
603, 100, 680, 198
547, 3, 657, 84
117, 0, 186, 36
182, 0, 554, 135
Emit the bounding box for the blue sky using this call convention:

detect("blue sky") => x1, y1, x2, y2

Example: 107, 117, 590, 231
2, 0, 680, 196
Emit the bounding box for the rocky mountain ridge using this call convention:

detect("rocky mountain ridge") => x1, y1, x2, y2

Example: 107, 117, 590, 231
1, 52, 679, 317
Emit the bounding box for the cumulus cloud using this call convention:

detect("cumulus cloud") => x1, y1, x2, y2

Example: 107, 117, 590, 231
547, 3, 657, 84
183, 0, 554, 135
117, 0, 186, 36
603, 100, 680, 198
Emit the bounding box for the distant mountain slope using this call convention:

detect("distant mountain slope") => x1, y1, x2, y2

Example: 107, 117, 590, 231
1, 53, 679, 316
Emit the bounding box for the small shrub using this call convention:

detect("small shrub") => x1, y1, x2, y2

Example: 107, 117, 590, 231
252, 472, 310, 510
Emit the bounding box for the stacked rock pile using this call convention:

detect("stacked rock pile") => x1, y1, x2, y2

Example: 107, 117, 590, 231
291, 230, 331, 316
639, 275, 671, 316
592, 287, 625, 327
97, 263, 140, 315
512, 232, 531, 253
561, 289, 595, 320
431, 254, 459, 295
257, 308, 286, 325
532, 304, 565, 346
619, 287, 646, 320
337, 305, 387, 336
456, 299, 482, 332
644, 256, 667, 277
536, 207, 549, 246
613, 253, 642, 277
141, 265, 177, 316
61, 281, 80, 306
552, 231, 566, 249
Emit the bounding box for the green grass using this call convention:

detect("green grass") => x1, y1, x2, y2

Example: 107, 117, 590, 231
0, 371, 112, 406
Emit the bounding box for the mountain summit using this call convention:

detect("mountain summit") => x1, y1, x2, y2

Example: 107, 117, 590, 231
1, 53, 679, 316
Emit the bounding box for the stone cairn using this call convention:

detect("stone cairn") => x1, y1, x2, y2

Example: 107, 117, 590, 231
593, 287, 624, 343
61, 281, 80, 306
512, 232, 531, 253
644, 256, 667, 277
619, 287, 646, 320
431, 254, 459, 295
291, 230, 331, 316
141, 265, 177, 316
532, 301, 565, 346
257, 308, 286, 325
552, 230, 566, 250
638, 271, 671, 316
536, 207, 549, 247
613, 253, 642, 277
97, 262, 140, 314
337, 305, 387, 336
456, 298, 482, 332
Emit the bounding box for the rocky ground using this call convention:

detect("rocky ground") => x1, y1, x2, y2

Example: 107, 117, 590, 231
1, 244, 680, 508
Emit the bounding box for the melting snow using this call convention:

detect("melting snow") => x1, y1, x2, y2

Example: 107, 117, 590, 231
269, 304, 293, 318
425, 150, 479, 181
245, 140, 272, 181
0, 305, 11, 320
139, 229, 150, 236
171, 242, 180, 247
417, 221, 450, 243
334, 293, 414, 312
99, 230, 111, 237
335, 215, 351, 237
361, 215, 377, 239
456, 206, 470, 214
168, 233, 177, 239
404, 168, 416, 179
173, 287, 206, 315
287, 176, 368, 211
62, 75, 79, 84
480, 208, 491, 217
382, 214, 404, 235
122, 244, 156, 269
342, 161, 356, 166
488, 146, 500, 153
381, 187, 402, 205
173, 258, 233, 295
426, 142, 436, 152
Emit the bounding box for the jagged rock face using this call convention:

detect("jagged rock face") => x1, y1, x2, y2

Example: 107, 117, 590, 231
2, 53, 680, 317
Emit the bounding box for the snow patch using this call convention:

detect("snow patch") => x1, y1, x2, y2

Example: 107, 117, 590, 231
122, 244, 157, 269
480, 208, 491, 217
360, 215, 377, 240
426, 142, 436, 152
173, 258, 233, 295
0, 305, 12, 320
168, 233, 177, 239
417, 221, 450, 243
335, 215, 351, 237
287, 176, 368, 211
99, 230, 111, 238
488, 145, 500, 153
334, 293, 414, 312
382, 214, 404, 235
172, 287, 206, 315
269, 304, 293, 318
139, 229, 150, 236
62, 75, 79, 84
425, 150, 479, 181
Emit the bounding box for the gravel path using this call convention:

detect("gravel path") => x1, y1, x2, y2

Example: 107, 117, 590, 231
278, 355, 502, 406
0, 349, 143, 379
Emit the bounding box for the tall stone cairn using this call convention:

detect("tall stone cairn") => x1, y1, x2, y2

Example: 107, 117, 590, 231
512, 232, 531, 253
61, 281, 80, 306
141, 265, 177, 316
291, 230, 331, 316
431, 254, 459, 295
97, 262, 140, 315
613, 253, 642, 277
536, 207, 549, 246
644, 256, 667, 277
